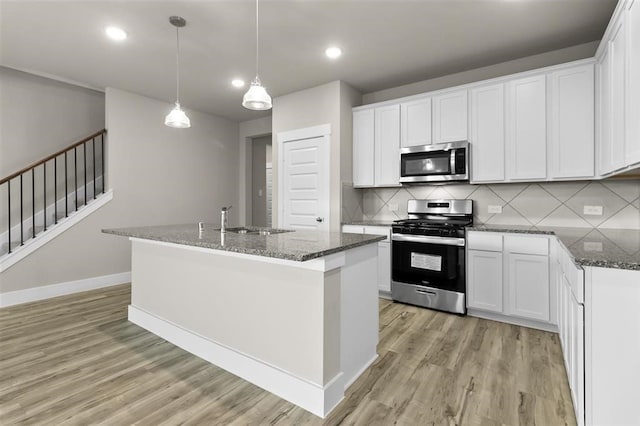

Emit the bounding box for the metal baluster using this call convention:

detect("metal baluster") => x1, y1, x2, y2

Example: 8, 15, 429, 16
20, 174, 23, 245
43, 162, 47, 231
101, 133, 105, 194
54, 156, 58, 224
7, 181, 11, 254
83, 143, 87, 205
74, 147, 78, 211
64, 152, 68, 217
32, 169, 35, 238
93, 138, 96, 199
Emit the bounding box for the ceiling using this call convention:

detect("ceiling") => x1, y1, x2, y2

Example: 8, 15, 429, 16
0, 0, 617, 122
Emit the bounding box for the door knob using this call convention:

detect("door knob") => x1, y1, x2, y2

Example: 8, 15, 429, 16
316, 217, 324, 223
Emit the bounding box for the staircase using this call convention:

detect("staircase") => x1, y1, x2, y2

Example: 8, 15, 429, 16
1, 130, 108, 266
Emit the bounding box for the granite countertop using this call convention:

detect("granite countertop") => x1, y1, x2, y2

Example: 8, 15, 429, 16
469, 225, 640, 271
342, 220, 394, 227
103, 224, 386, 262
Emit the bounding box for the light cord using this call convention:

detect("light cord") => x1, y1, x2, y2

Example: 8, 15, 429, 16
176, 25, 180, 103
256, 0, 259, 79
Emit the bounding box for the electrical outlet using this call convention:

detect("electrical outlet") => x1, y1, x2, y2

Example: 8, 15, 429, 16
583, 205, 603, 216
488, 205, 502, 214
583, 241, 603, 252
388, 203, 399, 212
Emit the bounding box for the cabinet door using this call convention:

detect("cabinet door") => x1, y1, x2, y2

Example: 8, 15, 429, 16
470, 83, 505, 182
610, 17, 627, 172
506, 75, 547, 180
598, 49, 613, 175
626, 0, 640, 165
353, 109, 375, 186
401, 97, 432, 148
374, 104, 401, 186
506, 253, 550, 321
467, 250, 503, 313
377, 242, 391, 293
432, 90, 468, 144
549, 65, 595, 179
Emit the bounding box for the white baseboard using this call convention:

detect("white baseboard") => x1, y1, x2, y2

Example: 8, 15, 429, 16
128, 305, 344, 418
0, 190, 113, 272
0, 271, 130, 308
467, 308, 559, 333
343, 353, 378, 390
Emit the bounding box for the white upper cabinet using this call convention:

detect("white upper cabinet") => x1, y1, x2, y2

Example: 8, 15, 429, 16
610, 17, 627, 173
598, 49, 613, 175
432, 90, 468, 144
506, 75, 547, 180
401, 97, 432, 148
549, 64, 595, 179
470, 83, 505, 182
353, 109, 375, 187
374, 104, 401, 186
626, 0, 640, 165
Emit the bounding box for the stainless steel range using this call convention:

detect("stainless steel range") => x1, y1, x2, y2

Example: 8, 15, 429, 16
391, 199, 473, 315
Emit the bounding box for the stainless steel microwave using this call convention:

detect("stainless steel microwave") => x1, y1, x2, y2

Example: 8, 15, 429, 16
400, 141, 469, 184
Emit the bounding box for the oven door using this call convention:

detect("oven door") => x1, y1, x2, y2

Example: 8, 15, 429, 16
391, 234, 465, 293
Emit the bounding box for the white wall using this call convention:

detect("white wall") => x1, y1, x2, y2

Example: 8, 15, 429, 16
271, 81, 361, 232
362, 41, 599, 104
0, 87, 239, 293
0, 66, 105, 177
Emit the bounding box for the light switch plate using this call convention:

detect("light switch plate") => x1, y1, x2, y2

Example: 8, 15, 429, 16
488, 205, 502, 214
388, 203, 399, 212
583, 205, 603, 216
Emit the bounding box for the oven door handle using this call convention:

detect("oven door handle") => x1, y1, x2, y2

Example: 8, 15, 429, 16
392, 233, 466, 247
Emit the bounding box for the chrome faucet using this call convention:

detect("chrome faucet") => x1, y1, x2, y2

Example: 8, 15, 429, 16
220, 205, 232, 233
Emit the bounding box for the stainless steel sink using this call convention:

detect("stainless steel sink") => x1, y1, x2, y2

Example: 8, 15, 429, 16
219, 227, 292, 235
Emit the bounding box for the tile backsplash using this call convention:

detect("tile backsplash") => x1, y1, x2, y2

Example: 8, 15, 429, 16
342, 180, 640, 229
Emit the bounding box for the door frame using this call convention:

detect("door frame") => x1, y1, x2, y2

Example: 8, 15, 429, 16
276, 124, 331, 230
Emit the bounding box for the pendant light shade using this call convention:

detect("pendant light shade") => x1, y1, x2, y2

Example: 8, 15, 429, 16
243, 0, 272, 111
165, 102, 191, 128
242, 77, 272, 110
165, 16, 191, 128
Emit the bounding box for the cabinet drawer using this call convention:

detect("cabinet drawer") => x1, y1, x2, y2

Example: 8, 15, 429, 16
467, 232, 503, 251
363, 226, 391, 242
504, 235, 549, 256
342, 225, 364, 234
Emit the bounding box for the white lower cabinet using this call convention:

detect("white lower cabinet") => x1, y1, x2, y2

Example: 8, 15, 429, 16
342, 225, 391, 295
467, 250, 503, 313
467, 232, 553, 328
506, 253, 550, 322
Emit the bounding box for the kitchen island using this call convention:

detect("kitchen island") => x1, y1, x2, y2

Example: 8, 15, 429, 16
102, 224, 385, 418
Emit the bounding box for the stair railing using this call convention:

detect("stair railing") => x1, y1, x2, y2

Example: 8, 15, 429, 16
0, 129, 107, 255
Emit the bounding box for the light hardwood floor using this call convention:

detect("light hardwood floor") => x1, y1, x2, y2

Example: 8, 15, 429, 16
0, 284, 576, 425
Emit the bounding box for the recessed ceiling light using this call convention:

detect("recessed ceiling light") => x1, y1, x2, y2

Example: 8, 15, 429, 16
231, 79, 245, 88
105, 26, 127, 41
325, 46, 342, 59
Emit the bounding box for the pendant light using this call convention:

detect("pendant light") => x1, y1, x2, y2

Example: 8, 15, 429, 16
165, 16, 191, 128
243, 0, 272, 110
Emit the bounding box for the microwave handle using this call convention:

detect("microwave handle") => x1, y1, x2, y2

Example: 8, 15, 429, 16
450, 149, 456, 174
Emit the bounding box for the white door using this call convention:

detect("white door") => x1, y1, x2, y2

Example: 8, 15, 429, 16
279, 128, 330, 231
610, 18, 627, 173
627, 0, 640, 165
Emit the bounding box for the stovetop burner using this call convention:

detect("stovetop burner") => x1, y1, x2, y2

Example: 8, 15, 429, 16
392, 199, 473, 237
